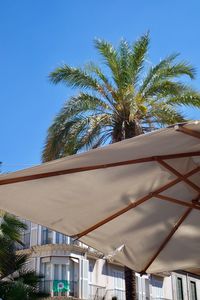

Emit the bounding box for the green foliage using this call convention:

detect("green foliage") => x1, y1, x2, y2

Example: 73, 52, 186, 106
0, 213, 49, 300
0, 213, 27, 245
43, 33, 200, 161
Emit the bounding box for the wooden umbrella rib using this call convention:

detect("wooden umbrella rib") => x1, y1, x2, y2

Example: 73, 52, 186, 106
156, 194, 200, 211
140, 207, 192, 274
73, 166, 200, 239
191, 194, 200, 203
0, 151, 200, 186
73, 194, 153, 239
177, 126, 200, 139
157, 159, 200, 193
154, 151, 200, 160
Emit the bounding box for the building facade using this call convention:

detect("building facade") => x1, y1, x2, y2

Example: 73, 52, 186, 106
17, 220, 200, 300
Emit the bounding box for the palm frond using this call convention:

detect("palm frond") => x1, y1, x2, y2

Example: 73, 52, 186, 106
94, 39, 121, 88
147, 103, 186, 126
85, 62, 112, 88
42, 117, 81, 161
0, 242, 28, 279
140, 55, 196, 99
76, 115, 112, 151
0, 214, 49, 299
129, 32, 149, 85
85, 62, 117, 104
60, 93, 111, 117
42, 93, 113, 161
118, 39, 131, 88
0, 280, 49, 300
43, 111, 112, 160
17, 270, 43, 287
159, 61, 196, 79
92, 130, 113, 148
167, 90, 200, 107
140, 53, 179, 93
144, 81, 191, 98
49, 65, 99, 90
0, 214, 27, 245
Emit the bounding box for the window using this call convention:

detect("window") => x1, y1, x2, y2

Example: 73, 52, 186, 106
89, 261, 95, 283
41, 227, 53, 244
177, 277, 184, 300
56, 232, 60, 244
190, 281, 197, 300
112, 269, 125, 290
150, 276, 163, 299
41, 262, 51, 280
55, 232, 67, 244
24, 220, 31, 230
54, 264, 59, 280
18, 220, 31, 249
21, 231, 30, 249
62, 264, 67, 280
62, 234, 67, 243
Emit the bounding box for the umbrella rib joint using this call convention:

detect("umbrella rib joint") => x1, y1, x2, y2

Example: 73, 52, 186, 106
73, 156, 200, 274
140, 207, 192, 275
140, 192, 200, 274
157, 159, 200, 194
73, 165, 200, 240
140, 158, 200, 274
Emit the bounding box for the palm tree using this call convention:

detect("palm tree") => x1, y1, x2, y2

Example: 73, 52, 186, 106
42, 33, 200, 300
43, 33, 200, 161
0, 213, 48, 300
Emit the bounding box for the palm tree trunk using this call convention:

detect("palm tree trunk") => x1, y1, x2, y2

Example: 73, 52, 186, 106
124, 120, 142, 139
112, 120, 141, 300
124, 267, 137, 300
123, 120, 141, 300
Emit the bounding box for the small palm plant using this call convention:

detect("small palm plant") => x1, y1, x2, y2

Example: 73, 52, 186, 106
0, 213, 48, 300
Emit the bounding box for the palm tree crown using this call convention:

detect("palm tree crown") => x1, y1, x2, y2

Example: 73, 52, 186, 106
43, 33, 200, 161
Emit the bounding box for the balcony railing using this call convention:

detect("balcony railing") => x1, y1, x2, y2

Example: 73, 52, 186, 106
39, 280, 78, 298
89, 284, 106, 300
104, 289, 125, 300
91, 289, 170, 300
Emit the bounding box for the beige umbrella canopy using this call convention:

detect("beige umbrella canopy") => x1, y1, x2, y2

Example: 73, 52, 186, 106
0, 121, 200, 274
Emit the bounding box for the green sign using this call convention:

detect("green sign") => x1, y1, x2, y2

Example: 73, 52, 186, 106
53, 280, 70, 292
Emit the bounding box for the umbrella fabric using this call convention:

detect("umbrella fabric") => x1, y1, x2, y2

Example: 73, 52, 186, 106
0, 122, 200, 274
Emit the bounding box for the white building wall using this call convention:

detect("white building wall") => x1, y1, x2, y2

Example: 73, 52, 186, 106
171, 271, 200, 300
19, 220, 200, 300
162, 276, 173, 300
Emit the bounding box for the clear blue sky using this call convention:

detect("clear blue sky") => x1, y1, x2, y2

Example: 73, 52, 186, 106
1, 0, 200, 173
